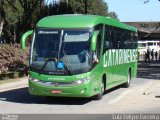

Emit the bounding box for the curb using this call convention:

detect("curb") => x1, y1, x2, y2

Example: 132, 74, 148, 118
0, 77, 28, 92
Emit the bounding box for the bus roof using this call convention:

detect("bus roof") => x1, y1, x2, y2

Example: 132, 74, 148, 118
36, 14, 137, 32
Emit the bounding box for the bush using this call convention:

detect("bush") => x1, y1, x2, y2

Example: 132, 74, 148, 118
0, 44, 29, 79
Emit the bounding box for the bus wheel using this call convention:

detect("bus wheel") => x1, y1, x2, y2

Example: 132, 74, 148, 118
46, 96, 53, 100
94, 80, 104, 100
123, 70, 131, 88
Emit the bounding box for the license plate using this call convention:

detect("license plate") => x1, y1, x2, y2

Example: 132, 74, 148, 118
51, 90, 62, 94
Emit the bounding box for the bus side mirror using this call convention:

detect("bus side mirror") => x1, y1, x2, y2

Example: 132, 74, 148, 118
90, 31, 99, 51
20, 30, 33, 50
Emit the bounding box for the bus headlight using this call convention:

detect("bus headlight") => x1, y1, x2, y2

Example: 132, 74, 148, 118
76, 76, 92, 85
29, 77, 39, 82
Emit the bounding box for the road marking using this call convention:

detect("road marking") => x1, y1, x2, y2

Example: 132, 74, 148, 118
108, 89, 133, 104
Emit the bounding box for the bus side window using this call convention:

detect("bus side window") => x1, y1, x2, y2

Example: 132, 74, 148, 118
110, 29, 114, 49
103, 26, 111, 53
127, 32, 130, 49
113, 28, 122, 49
124, 31, 128, 49
113, 29, 117, 49
130, 32, 135, 49
119, 30, 124, 49
116, 29, 121, 49
94, 24, 103, 59
133, 32, 138, 49
127, 32, 131, 48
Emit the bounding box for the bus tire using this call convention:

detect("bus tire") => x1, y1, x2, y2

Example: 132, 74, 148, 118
94, 80, 104, 100
123, 70, 131, 88
46, 96, 53, 100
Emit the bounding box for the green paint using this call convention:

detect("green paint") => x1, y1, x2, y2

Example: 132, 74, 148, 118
20, 30, 33, 50
21, 15, 137, 99
37, 15, 137, 31
90, 30, 99, 51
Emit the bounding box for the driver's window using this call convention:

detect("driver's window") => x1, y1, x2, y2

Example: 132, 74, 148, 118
94, 24, 103, 59
103, 25, 112, 54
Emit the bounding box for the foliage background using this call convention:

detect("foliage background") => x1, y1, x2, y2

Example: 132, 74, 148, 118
0, 0, 118, 44
0, 0, 118, 79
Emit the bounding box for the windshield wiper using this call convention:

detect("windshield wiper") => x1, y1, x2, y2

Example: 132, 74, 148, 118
39, 57, 57, 74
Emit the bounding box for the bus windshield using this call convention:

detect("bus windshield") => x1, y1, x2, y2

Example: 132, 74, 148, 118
30, 29, 92, 75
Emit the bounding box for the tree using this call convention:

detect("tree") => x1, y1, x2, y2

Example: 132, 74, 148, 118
87, 0, 109, 16
0, 0, 5, 39
1, 0, 44, 43
2, 0, 24, 43
1, 0, 118, 44
109, 12, 118, 19
66, 0, 118, 18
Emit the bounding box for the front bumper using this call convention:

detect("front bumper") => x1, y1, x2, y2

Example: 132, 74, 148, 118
28, 79, 100, 98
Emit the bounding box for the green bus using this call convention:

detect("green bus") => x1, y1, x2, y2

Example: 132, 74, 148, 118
21, 15, 138, 100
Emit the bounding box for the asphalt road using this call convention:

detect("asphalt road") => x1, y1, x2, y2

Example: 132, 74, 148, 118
0, 62, 160, 114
